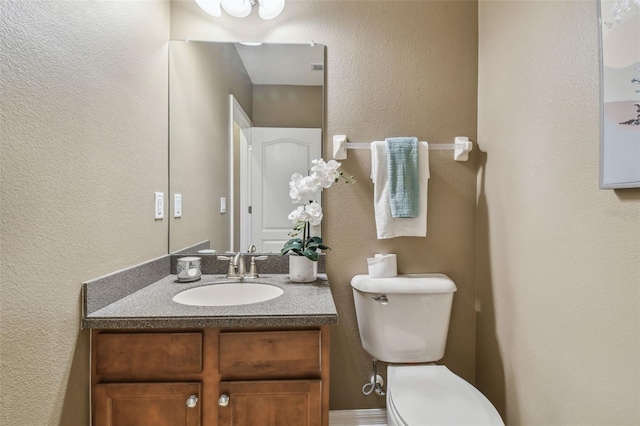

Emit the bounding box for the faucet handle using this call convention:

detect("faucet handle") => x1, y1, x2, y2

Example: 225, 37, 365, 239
217, 255, 237, 278
246, 256, 268, 278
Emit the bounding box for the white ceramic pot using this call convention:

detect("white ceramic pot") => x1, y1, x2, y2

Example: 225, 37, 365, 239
289, 255, 318, 282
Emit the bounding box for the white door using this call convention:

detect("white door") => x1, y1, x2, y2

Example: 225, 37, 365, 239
248, 128, 322, 253
231, 96, 252, 253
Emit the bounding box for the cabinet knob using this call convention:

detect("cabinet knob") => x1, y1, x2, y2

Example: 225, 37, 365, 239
218, 394, 230, 407
186, 395, 198, 408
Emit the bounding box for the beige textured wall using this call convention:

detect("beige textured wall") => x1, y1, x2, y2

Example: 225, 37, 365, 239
477, 1, 640, 424
171, 0, 478, 409
0, 1, 169, 425
169, 41, 252, 253
253, 84, 323, 128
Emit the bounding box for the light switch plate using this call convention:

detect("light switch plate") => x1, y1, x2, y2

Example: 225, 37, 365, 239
220, 197, 226, 214
154, 192, 164, 219
174, 194, 182, 218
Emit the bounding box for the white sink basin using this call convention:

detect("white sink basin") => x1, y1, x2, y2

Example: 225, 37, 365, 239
172, 282, 284, 307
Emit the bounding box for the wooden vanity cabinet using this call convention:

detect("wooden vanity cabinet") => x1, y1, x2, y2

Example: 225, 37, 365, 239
91, 330, 205, 426
217, 380, 322, 426
217, 329, 325, 426
93, 382, 202, 426
91, 326, 330, 426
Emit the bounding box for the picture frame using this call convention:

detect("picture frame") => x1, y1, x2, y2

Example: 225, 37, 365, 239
598, 0, 640, 189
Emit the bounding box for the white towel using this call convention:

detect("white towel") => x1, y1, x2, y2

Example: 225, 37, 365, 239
371, 141, 430, 239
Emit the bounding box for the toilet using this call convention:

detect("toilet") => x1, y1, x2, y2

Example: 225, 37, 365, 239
351, 273, 504, 426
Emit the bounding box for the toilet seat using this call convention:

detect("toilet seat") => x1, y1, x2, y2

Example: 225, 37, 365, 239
387, 365, 504, 426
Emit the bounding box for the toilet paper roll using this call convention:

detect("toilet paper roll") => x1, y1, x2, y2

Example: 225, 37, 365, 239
367, 253, 397, 278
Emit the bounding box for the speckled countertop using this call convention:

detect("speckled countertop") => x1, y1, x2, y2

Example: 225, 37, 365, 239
83, 273, 337, 329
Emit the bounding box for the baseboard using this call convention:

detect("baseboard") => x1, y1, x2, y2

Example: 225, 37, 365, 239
329, 409, 387, 426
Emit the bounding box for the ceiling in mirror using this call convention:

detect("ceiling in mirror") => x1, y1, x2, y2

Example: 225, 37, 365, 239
169, 41, 325, 255
234, 43, 323, 86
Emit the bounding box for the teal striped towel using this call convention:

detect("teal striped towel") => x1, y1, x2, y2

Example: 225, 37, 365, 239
386, 137, 419, 218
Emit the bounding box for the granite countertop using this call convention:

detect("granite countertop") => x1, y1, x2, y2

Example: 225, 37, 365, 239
83, 273, 337, 329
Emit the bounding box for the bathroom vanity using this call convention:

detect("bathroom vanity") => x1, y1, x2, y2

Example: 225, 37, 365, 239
83, 266, 337, 426
91, 327, 329, 426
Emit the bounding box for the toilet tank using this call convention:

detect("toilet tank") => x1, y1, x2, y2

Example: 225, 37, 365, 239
350, 274, 457, 363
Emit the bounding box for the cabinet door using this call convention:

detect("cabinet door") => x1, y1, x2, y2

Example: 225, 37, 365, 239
218, 380, 321, 426
93, 382, 201, 426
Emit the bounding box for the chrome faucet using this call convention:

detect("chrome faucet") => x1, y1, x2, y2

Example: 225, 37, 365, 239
217, 252, 267, 279
217, 253, 246, 279
232, 252, 246, 278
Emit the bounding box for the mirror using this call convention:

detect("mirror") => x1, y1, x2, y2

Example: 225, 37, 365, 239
169, 41, 325, 254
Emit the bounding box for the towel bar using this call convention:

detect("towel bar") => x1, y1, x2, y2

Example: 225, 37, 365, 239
332, 135, 473, 162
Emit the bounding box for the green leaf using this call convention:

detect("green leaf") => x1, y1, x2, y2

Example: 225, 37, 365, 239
281, 239, 303, 255
302, 250, 319, 261
281, 247, 303, 256
305, 236, 330, 251
305, 241, 320, 250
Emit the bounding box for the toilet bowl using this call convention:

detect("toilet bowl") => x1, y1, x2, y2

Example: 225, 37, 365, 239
350, 274, 504, 426
386, 365, 503, 426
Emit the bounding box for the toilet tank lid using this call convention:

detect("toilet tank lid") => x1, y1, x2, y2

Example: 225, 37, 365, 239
351, 273, 456, 294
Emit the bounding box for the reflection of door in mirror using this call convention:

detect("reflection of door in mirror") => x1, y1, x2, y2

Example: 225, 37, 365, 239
242, 128, 322, 253
231, 97, 252, 253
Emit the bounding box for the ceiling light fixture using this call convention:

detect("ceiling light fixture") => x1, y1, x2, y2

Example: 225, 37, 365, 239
195, 0, 285, 20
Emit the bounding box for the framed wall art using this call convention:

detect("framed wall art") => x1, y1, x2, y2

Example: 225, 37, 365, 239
598, 0, 640, 189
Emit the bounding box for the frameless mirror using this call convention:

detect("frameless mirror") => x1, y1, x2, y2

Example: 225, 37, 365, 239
169, 41, 325, 254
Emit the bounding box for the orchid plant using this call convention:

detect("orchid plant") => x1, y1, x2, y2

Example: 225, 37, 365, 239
280, 159, 354, 261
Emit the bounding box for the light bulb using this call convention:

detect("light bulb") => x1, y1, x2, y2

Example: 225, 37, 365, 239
195, 0, 222, 17
221, 0, 252, 18
258, 0, 285, 20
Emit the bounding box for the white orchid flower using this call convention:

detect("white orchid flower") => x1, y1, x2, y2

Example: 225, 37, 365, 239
283, 158, 355, 260
288, 205, 307, 224
305, 202, 323, 226
311, 159, 342, 188
289, 173, 320, 204
290, 172, 305, 186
